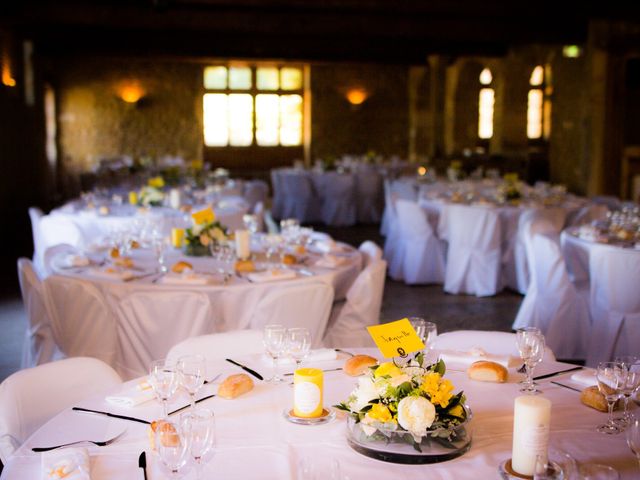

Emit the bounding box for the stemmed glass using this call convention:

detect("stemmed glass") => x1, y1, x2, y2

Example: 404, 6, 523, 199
177, 355, 206, 410
516, 327, 545, 394
627, 416, 640, 472
596, 361, 625, 434
155, 420, 191, 479
287, 327, 312, 370
409, 317, 438, 362
263, 324, 287, 383
615, 356, 640, 428
151, 228, 169, 273
181, 408, 216, 480
149, 359, 179, 419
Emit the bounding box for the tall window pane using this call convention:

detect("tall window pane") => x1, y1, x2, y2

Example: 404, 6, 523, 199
228, 94, 253, 146
229, 67, 251, 89
527, 89, 543, 139
256, 94, 280, 146
257, 67, 279, 90
280, 94, 303, 146
478, 88, 494, 139
204, 66, 227, 89
203, 93, 229, 146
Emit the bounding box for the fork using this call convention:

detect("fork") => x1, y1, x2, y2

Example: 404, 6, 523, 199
32, 429, 126, 452
335, 348, 355, 357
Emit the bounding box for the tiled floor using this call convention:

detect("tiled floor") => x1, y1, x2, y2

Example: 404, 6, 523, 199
0, 224, 522, 382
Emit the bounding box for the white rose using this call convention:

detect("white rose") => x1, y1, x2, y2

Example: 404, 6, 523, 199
389, 374, 411, 388
350, 377, 379, 412
397, 396, 436, 442
191, 224, 203, 235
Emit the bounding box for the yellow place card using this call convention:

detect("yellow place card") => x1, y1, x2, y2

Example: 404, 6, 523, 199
191, 206, 215, 225
367, 318, 425, 359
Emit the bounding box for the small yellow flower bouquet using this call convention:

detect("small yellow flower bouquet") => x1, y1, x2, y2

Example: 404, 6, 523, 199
138, 176, 166, 207
336, 354, 470, 457
184, 207, 229, 256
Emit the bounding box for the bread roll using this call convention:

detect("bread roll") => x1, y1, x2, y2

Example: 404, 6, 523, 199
581, 385, 620, 412
109, 247, 120, 258
171, 260, 193, 274
113, 256, 134, 268
344, 354, 378, 376
467, 360, 508, 383
282, 253, 297, 265
294, 245, 306, 255
218, 373, 254, 399
148, 420, 178, 451
235, 259, 256, 273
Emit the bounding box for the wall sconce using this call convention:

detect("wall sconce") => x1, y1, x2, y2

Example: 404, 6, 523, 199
1, 34, 16, 87
117, 81, 145, 105
345, 87, 369, 107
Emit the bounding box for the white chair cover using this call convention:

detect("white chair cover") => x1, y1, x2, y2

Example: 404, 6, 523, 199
323, 260, 387, 348
565, 203, 609, 227
43, 275, 119, 367
319, 172, 357, 226
115, 290, 212, 379
167, 330, 265, 364
436, 330, 557, 360
355, 167, 383, 224
38, 215, 84, 252
0, 357, 121, 464
280, 173, 320, 223
28, 207, 46, 278
42, 244, 78, 277
250, 282, 334, 348
512, 220, 591, 360
391, 200, 445, 285
17, 258, 61, 368
358, 241, 383, 269
586, 245, 640, 366
439, 204, 502, 296
383, 190, 404, 278
243, 180, 269, 211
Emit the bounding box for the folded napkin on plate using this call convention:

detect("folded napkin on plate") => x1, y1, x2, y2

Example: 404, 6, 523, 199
106, 379, 155, 407
247, 269, 297, 283
87, 267, 135, 281
42, 447, 91, 479
58, 254, 90, 268
439, 348, 517, 369
263, 348, 338, 365
314, 254, 348, 269
570, 369, 597, 387
160, 272, 211, 285
312, 239, 348, 254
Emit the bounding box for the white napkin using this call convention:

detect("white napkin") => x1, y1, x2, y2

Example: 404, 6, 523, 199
42, 447, 91, 479
314, 254, 347, 269
570, 369, 597, 387
106, 379, 155, 408
439, 348, 517, 369
262, 348, 338, 365
87, 267, 135, 281
160, 272, 211, 285
58, 254, 90, 268
247, 269, 297, 283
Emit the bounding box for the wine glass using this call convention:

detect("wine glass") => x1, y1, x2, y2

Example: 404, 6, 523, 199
615, 356, 640, 427
177, 355, 206, 410
578, 464, 620, 480
596, 361, 625, 435
181, 408, 216, 480
516, 327, 545, 394
151, 228, 169, 273
627, 416, 640, 472
149, 359, 179, 419
243, 214, 260, 234
263, 324, 287, 383
287, 327, 312, 370
155, 420, 191, 479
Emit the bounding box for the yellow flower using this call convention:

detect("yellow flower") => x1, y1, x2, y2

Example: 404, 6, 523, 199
367, 403, 394, 423
420, 372, 455, 408
147, 176, 165, 188
374, 362, 402, 379
448, 404, 465, 418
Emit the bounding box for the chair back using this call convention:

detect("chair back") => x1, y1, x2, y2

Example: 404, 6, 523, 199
436, 330, 556, 360
42, 244, 78, 277
439, 204, 501, 249
39, 215, 84, 252
28, 207, 45, 276
395, 199, 433, 238
167, 330, 265, 364
359, 241, 382, 268
0, 357, 121, 464
566, 203, 609, 227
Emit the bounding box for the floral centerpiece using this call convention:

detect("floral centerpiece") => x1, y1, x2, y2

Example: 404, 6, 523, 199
138, 176, 165, 207
336, 354, 472, 464
184, 206, 229, 256
447, 160, 464, 181
498, 173, 522, 203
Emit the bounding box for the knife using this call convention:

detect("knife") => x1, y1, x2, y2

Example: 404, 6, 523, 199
138, 451, 148, 480
284, 367, 343, 376
72, 407, 150, 424
225, 358, 264, 380
168, 394, 216, 416
533, 366, 582, 381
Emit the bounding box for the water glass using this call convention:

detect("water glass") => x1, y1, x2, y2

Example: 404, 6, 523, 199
287, 327, 312, 369
177, 355, 206, 410
155, 420, 191, 479
627, 416, 640, 472
243, 214, 260, 234
596, 361, 625, 434
181, 408, 216, 480
516, 327, 545, 394
263, 324, 287, 383
409, 317, 438, 362
615, 356, 640, 427
149, 359, 179, 419
578, 464, 620, 480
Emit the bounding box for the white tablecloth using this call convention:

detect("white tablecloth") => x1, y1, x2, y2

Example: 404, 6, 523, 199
1, 349, 634, 479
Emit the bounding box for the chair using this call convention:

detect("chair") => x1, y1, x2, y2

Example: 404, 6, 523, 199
43, 275, 119, 367
391, 200, 445, 285
115, 290, 213, 379
38, 215, 84, 253
28, 207, 46, 278
16, 258, 62, 368
565, 203, 609, 227
323, 259, 387, 348
586, 245, 640, 366
439, 204, 502, 296
319, 172, 357, 226
0, 357, 121, 464
280, 173, 320, 223
250, 282, 334, 348
359, 240, 383, 269
512, 219, 591, 360
436, 330, 556, 361
42, 243, 77, 277
167, 330, 265, 364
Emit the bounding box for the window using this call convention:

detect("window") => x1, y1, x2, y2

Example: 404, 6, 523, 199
203, 64, 304, 147
527, 65, 552, 140
478, 68, 494, 139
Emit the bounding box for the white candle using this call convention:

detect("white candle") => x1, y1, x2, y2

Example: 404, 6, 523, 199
235, 229, 251, 260
169, 188, 181, 209
511, 395, 551, 477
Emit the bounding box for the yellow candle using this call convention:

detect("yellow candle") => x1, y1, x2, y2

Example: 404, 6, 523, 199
171, 227, 185, 248
511, 395, 551, 476
293, 368, 323, 418
128, 191, 138, 205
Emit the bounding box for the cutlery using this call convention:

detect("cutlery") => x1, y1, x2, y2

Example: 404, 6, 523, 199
168, 394, 216, 416
204, 373, 222, 384
138, 451, 148, 480
285, 367, 343, 376
124, 272, 157, 282
32, 429, 126, 452
225, 358, 264, 380
533, 366, 582, 381
72, 407, 150, 425
335, 348, 355, 357
550, 381, 581, 392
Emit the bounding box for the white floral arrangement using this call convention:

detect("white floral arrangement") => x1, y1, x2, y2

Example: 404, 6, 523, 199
138, 176, 166, 207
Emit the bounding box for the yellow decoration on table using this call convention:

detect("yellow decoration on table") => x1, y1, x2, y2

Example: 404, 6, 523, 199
420, 372, 454, 408
367, 318, 425, 359
293, 368, 323, 418
367, 403, 394, 423
374, 362, 402, 379
147, 176, 165, 188
191, 206, 215, 225
128, 191, 138, 205
171, 227, 185, 248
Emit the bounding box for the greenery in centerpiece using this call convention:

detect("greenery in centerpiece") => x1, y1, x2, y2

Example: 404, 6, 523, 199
138, 176, 165, 207
499, 172, 522, 202
336, 353, 468, 452
184, 206, 229, 256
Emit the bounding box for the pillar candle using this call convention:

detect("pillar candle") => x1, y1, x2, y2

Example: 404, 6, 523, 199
171, 227, 185, 248
169, 188, 181, 209
511, 395, 551, 477
128, 191, 138, 205
235, 229, 251, 260
293, 368, 323, 418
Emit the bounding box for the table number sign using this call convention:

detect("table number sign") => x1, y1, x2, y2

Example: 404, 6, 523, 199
192, 206, 215, 225
367, 318, 425, 359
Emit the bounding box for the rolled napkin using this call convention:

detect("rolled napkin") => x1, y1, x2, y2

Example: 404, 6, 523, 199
160, 272, 211, 285
247, 269, 297, 283
570, 368, 597, 387
58, 254, 90, 268
314, 254, 347, 269
87, 267, 135, 281
262, 348, 338, 366
42, 447, 91, 479
106, 379, 156, 408
439, 348, 517, 369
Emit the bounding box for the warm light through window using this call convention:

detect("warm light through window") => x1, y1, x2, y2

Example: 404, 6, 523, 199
478, 88, 494, 139
280, 94, 303, 146
527, 89, 543, 139
527, 65, 551, 140
256, 94, 280, 145
203, 94, 229, 146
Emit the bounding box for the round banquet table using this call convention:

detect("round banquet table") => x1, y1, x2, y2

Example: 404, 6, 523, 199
45, 237, 361, 380
0, 349, 634, 479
